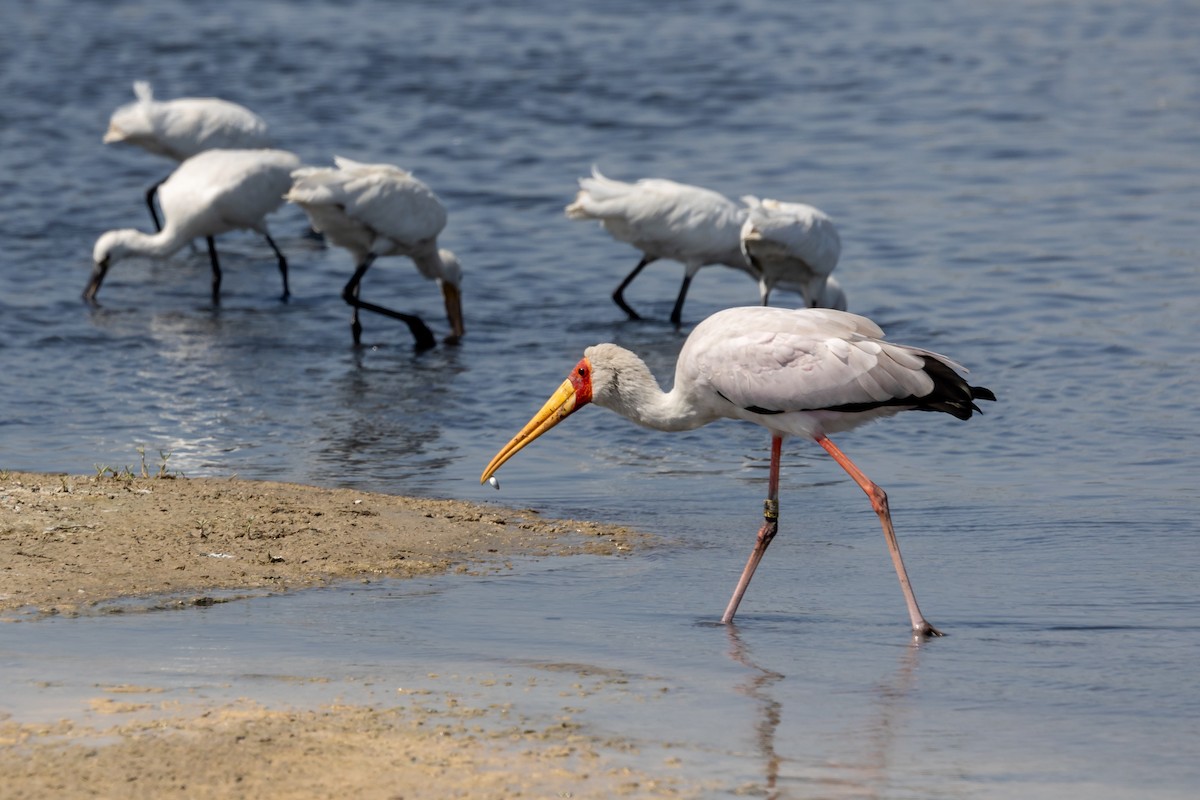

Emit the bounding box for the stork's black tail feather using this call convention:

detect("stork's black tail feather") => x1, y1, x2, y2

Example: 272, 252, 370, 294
920, 357, 996, 420
972, 385, 998, 402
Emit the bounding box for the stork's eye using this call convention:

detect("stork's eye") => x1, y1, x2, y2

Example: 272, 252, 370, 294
578, 367, 586, 377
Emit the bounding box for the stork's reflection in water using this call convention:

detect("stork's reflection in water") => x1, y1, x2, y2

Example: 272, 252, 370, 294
725, 625, 927, 799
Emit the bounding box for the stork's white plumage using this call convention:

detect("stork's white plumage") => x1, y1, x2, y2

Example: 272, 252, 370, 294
566, 168, 846, 323
740, 196, 842, 309
104, 81, 273, 230
285, 157, 463, 350
481, 306, 995, 636
86, 148, 300, 305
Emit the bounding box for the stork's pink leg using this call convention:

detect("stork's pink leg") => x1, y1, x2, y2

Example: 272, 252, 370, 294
816, 435, 943, 637
722, 435, 783, 624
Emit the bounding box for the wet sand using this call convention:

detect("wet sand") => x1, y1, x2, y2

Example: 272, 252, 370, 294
0, 471, 696, 799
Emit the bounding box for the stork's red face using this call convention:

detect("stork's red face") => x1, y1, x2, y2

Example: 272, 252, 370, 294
568, 356, 594, 405
480, 356, 593, 483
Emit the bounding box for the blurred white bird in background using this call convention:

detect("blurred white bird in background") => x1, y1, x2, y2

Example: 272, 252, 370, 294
740, 196, 843, 310
103, 81, 273, 230
286, 156, 464, 350
566, 167, 748, 326
86, 148, 300, 305
566, 167, 846, 323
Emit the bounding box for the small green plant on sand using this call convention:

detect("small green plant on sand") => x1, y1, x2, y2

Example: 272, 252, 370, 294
94, 463, 136, 481
157, 449, 177, 478
136, 445, 178, 478
93, 448, 180, 482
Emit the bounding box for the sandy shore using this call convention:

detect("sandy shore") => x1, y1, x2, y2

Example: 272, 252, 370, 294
0, 471, 697, 799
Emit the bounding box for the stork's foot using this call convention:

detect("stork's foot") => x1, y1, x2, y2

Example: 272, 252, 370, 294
913, 620, 945, 639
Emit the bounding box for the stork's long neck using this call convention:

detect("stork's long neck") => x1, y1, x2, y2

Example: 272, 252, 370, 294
409, 242, 446, 281
587, 345, 713, 433
116, 225, 190, 260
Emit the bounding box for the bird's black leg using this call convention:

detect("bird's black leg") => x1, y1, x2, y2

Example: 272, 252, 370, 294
722, 435, 783, 623
206, 236, 221, 305
145, 177, 167, 232
669, 273, 694, 328
344, 258, 371, 345
341, 256, 437, 351
262, 232, 290, 301
612, 255, 656, 320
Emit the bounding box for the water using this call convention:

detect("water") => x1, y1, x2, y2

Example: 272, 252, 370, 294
2, 0, 1199, 796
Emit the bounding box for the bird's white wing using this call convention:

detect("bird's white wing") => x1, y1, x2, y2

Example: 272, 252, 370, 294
178, 149, 298, 227
287, 159, 446, 243
106, 81, 271, 160
742, 198, 841, 275
332, 155, 411, 177
286, 165, 347, 206
286, 165, 375, 254
683, 307, 941, 413
339, 168, 448, 243
569, 169, 743, 261
155, 98, 271, 154
573, 170, 729, 227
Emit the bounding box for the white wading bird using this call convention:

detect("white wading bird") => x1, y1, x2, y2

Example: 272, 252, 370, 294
86, 148, 300, 305
565, 167, 845, 324
103, 81, 273, 231
740, 196, 842, 310
481, 306, 995, 637
285, 157, 464, 351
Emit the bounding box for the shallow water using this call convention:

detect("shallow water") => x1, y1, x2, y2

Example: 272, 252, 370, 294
2, 1, 1199, 796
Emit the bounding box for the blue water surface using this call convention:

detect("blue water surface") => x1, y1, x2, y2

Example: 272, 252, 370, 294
1, 1, 1198, 797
